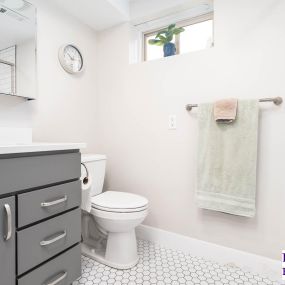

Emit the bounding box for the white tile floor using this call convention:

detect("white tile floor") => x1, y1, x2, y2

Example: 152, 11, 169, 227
74, 239, 281, 285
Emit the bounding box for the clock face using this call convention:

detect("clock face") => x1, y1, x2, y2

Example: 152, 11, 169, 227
59, 45, 83, 74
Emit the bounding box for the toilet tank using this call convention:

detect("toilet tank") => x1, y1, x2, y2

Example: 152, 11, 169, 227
81, 154, 106, 196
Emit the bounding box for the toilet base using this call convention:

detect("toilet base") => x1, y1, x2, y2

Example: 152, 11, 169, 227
82, 207, 147, 270
81, 242, 139, 270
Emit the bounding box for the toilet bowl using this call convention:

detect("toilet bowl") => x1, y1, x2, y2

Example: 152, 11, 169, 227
81, 154, 148, 269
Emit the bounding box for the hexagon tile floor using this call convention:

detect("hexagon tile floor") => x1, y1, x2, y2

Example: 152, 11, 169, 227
74, 239, 280, 285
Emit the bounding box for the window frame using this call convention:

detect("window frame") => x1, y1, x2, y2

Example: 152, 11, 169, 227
143, 12, 214, 61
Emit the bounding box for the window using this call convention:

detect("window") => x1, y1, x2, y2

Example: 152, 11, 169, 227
143, 13, 213, 61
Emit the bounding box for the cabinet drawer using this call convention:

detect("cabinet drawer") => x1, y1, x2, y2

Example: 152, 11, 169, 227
18, 244, 81, 285
17, 208, 81, 275
0, 152, 80, 195
18, 180, 81, 228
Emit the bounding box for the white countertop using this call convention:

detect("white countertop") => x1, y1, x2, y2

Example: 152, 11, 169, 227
0, 142, 86, 154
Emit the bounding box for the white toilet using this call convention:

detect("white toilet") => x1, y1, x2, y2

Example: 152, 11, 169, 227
80, 154, 148, 269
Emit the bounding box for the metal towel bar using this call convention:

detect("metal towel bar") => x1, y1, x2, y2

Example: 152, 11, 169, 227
185, 97, 283, 111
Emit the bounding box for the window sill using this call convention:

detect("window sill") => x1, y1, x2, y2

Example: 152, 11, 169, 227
129, 45, 214, 65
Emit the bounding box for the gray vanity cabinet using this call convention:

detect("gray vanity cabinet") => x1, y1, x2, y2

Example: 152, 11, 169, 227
0, 150, 82, 285
0, 197, 15, 285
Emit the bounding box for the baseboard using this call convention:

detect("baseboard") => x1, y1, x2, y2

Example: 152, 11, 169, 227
136, 224, 281, 282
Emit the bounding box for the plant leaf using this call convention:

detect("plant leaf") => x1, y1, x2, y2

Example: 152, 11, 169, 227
148, 39, 163, 46
157, 35, 167, 44
168, 24, 176, 31
155, 30, 167, 39
151, 23, 183, 46
166, 34, 173, 43
173, 27, 185, 35
164, 30, 174, 42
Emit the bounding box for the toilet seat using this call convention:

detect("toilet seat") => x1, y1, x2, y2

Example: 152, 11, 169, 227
91, 207, 148, 220
91, 191, 148, 213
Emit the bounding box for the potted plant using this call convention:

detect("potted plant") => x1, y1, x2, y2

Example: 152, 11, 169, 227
148, 24, 185, 57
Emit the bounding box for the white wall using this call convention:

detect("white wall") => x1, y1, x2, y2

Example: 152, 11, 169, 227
94, 0, 285, 260
30, 0, 98, 146
0, 95, 33, 128
0, 0, 98, 148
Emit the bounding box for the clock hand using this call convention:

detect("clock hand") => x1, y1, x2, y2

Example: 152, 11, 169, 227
67, 52, 75, 60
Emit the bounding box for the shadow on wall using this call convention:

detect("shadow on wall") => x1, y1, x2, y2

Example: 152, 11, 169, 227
0, 95, 34, 128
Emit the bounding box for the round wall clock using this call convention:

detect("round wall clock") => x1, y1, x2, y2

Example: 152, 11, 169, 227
58, 44, 83, 74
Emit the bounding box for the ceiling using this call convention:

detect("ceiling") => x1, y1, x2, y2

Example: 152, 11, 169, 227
48, 0, 130, 31
29, 0, 213, 32
130, 0, 213, 25
0, 2, 36, 49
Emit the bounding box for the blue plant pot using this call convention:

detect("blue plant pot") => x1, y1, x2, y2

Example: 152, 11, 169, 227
163, 42, 176, 57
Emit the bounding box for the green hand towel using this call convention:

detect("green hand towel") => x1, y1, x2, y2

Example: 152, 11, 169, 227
197, 100, 259, 217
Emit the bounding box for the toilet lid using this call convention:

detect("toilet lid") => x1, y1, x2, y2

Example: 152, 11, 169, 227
91, 191, 148, 212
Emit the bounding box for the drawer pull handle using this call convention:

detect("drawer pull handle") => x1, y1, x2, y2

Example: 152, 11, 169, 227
44, 271, 67, 285
40, 230, 67, 246
41, 195, 67, 207
4, 204, 12, 241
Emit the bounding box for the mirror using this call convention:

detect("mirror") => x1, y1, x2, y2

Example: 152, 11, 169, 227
0, 0, 36, 99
